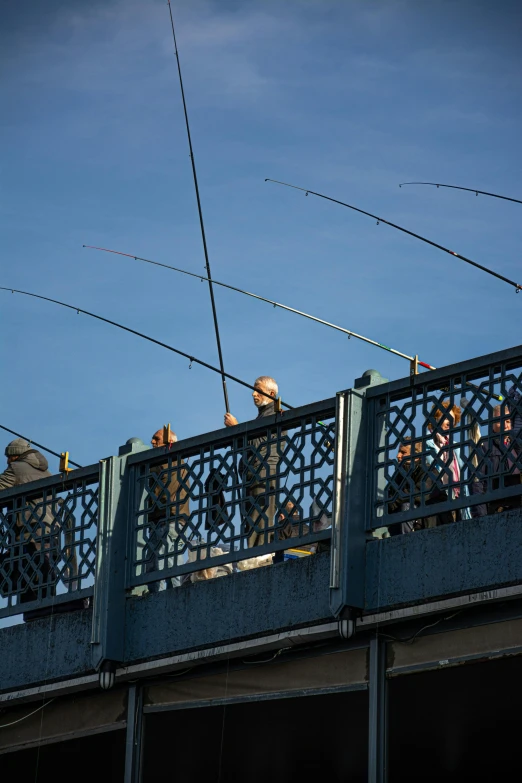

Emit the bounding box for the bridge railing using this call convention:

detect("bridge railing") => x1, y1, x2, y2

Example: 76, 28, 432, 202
0, 465, 99, 618
366, 345, 522, 533
126, 398, 336, 590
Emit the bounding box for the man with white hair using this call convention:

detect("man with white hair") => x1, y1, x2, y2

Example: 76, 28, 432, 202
225, 376, 280, 548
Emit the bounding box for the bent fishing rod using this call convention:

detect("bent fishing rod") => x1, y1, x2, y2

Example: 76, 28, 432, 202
166, 0, 230, 413
265, 178, 522, 293
82, 245, 504, 401
399, 181, 522, 206
84, 244, 436, 371
0, 287, 293, 410
0, 424, 82, 469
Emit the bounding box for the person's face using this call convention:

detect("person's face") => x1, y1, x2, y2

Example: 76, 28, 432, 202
252, 382, 274, 408
278, 504, 299, 523
151, 430, 164, 448
397, 444, 411, 463
493, 415, 512, 434
438, 412, 454, 433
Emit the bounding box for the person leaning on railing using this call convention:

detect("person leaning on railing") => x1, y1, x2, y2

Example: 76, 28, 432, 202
224, 376, 281, 548
425, 402, 471, 524
145, 427, 190, 591
0, 438, 58, 618
471, 405, 522, 517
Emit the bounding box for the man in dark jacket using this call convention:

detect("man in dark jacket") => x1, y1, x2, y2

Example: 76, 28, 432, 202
0, 439, 57, 617
225, 376, 281, 547
387, 438, 430, 534
471, 406, 521, 517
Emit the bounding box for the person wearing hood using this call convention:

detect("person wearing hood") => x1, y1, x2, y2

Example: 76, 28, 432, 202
0, 438, 57, 617
224, 376, 281, 548
471, 406, 521, 517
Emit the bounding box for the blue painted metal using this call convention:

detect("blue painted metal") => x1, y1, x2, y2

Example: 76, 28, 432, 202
3, 346, 522, 702
366, 344, 522, 531
126, 399, 336, 587
0, 464, 99, 619
91, 439, 148, 672
330, 371, 388, 615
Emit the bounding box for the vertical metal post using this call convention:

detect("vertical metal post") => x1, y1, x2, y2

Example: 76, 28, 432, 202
330, 370, 388, 615
368, 636, 388, 783
125, 684, 144, 783
91, 438, 149, 675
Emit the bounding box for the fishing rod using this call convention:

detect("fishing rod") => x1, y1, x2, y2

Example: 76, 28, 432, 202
399, 181, 522, 206
0, 424, 82, 469
83, 246, 503, 402
83, 244, 436, 371
166, 0, 230, 413
0, 287, 294, 410
265, 178, 522, 293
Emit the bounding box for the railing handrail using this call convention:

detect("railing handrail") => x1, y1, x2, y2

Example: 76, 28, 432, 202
366, 343, 522, 400
0, 463, 100, 503
127, 396, 337, 468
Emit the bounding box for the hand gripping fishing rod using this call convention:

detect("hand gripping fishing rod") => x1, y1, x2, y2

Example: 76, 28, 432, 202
399, 182, 522, 206
265, 179, 522, 293
0, 287, 293, 410
0, 424, 82, 469
166, 1, 230, 413
83, 244, 436, 371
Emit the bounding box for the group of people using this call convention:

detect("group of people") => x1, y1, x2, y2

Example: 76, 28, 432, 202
143, 375, 330, 591
2, 372, 521, 612
387, 390, 522, 535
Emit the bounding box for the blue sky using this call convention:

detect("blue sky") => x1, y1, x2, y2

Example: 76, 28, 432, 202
1, 0, 521, 468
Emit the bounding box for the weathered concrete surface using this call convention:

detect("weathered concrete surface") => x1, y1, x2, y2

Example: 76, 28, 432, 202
125, 552, 332, 663
1, 555, 332, 694
0, 609, 93, 694
365, 509, 522, 611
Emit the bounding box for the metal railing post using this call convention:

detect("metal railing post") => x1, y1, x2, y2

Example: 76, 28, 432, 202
330, 370, 388, 618
91, 438, 149, 683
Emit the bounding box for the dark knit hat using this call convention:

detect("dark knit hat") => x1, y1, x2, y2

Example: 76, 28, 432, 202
5, 438, 31, 457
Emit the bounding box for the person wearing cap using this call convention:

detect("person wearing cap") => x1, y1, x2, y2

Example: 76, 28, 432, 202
0, 438, 52, 490
0, 439, 56, 617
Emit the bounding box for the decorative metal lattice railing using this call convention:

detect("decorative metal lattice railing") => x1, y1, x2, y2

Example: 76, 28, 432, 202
0, 466, 99, 618
366, 346, 522, 533
126, 399, 336, 589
